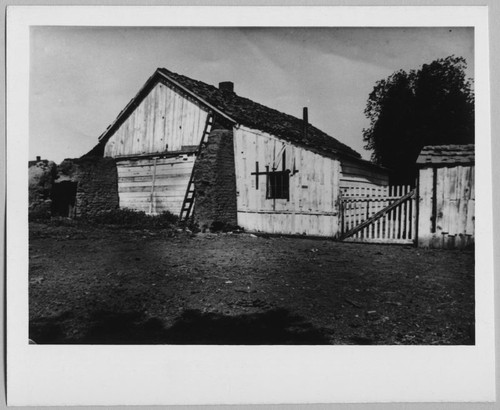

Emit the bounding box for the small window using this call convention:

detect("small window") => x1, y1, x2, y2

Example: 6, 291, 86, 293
266, 170, 290, 200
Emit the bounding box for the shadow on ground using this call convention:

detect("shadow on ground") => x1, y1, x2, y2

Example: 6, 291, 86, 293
30, 308, 331, 345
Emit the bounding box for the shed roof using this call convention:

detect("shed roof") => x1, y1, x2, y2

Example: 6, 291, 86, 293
416, 144, 475, 166
97, 68, 362, 160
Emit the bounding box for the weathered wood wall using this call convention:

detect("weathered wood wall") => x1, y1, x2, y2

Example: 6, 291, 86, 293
340, 157, 389, 187
116, 155, 195, 215
104, 82, 209, 157
417, 165, 474, 248
233, 126, 341, 237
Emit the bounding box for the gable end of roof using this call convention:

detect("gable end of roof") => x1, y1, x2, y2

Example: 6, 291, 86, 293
97, 67, 364, 162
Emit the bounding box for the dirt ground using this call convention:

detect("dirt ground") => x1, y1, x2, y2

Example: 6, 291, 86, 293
29, 221, 475, 345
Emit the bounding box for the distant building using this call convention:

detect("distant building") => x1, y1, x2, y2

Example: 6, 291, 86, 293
28, 156, 48, 167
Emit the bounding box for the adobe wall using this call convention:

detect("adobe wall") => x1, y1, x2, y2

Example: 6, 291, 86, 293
28, 156, 119, 219
58, 157, 119, 218
28, 160, 58, 219
193, 128, 238, 231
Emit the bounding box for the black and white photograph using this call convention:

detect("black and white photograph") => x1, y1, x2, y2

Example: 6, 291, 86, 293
28, 25, 475, 346
6, 4, 496, 406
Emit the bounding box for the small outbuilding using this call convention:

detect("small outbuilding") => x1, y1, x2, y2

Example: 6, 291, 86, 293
416, 144, 475, 249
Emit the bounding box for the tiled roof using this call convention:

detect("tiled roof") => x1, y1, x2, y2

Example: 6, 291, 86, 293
157, 68, 361, 159
416, 144, 475, 166
97, 68, 361, 160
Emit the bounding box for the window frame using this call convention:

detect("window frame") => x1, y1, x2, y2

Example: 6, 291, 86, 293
266, 169, 290, 201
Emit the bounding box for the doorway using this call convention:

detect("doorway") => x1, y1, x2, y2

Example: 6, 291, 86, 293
51, 181, 77, 217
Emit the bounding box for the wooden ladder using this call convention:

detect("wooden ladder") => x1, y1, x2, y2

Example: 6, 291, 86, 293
179, 113, 214, 222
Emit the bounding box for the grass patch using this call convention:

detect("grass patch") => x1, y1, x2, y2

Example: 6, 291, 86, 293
87, 209, 178, 229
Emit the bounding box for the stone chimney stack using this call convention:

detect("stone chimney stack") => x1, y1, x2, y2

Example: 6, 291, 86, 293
303, 107, 309, 139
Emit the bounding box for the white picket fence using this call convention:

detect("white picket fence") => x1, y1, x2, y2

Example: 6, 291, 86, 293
340, 185, 416, 244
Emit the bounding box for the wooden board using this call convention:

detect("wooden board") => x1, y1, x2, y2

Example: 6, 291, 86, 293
234, 125, 341, 237
104, 82, 209, 157
340, 157, 389, 186
237, 211, 338, 237
116, 155, 194, 215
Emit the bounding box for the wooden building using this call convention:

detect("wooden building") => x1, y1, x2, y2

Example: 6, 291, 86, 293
416, 144, 475, 249
93, 68, 388, 237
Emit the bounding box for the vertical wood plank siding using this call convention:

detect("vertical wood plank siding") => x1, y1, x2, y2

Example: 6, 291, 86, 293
116, 155, 195, 215
417, 165, 474, 248
233, 126, 341, 237
104, 82, 209, 157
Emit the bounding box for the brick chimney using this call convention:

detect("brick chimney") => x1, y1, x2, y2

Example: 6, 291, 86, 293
303, 107, 308, 139
219, 81, 234, 94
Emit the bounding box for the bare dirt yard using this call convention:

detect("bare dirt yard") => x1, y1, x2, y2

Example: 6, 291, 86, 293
29, 221, 475, 345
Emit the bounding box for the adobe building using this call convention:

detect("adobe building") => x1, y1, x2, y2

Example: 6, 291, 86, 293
29, 156, 119, 219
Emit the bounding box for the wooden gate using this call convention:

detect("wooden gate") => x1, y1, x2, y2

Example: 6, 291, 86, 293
340, 185, 416, 244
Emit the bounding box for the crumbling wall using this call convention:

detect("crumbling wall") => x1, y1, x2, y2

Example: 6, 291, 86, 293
28, 156, 119, 219
58, 157, 119, 218
193, 128, 238, 231
29, 160, 58, 219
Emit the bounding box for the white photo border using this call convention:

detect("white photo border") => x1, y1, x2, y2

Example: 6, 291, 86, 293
7, 5, 495, 405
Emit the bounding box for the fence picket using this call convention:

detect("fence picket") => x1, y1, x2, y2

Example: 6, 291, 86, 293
396, 185, 403, 239
349, 201, 353, 232
353, 201, 357, 232
406, 189, 410, 239
384, 212, 389, 239
400, 189, 404, 239
402, 190, 407, 239
392, 208, 397, 239
405, 185, 408, 236
366, 200, 371, 239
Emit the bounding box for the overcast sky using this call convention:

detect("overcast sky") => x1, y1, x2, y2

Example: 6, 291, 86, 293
30, 27, 474, 163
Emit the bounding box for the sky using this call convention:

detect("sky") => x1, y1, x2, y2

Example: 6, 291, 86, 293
30, 27, 474, 163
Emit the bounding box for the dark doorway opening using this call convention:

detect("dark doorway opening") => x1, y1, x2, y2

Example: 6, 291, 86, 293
51, 181, 77, 217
